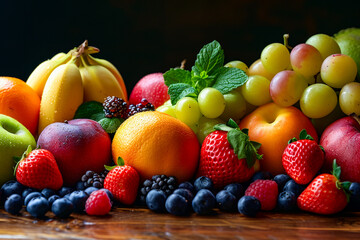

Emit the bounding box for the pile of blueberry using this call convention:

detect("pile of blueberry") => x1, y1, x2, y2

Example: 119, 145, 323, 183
0, 177, 113, 218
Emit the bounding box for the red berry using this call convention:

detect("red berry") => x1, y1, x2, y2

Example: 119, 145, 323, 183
104, 165, 139, 205
245, 180, 278, 211
16, 147, 63, 190
85, 190, 112, 216
282, 139, 324, 184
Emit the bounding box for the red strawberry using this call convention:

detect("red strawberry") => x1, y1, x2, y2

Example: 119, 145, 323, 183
245, 179, 278, 211
282, 129, 324, 185
85, 189, 112, 216
15, 146, 63, 190
104, 157, 139, 205
197, 119, 262, 189
297, 160, 349, 215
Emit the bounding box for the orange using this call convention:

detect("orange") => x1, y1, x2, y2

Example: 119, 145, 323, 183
112, 111, 200, 183
0, 77, 40, 136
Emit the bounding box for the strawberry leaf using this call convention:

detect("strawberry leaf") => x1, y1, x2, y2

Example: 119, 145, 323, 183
332, 159, 341, 180
13, 145, 33, 176
117, 157, 125, 166
214, 123, 235, 132
227, 118, 239, 129
104, 165, 117, 171
288, 129, 315, 144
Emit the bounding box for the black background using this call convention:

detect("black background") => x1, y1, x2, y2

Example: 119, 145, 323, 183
0, 0, 359, 94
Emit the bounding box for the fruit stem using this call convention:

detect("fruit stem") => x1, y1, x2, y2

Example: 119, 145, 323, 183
283, 34, 293, 50
180, 59, 186, 70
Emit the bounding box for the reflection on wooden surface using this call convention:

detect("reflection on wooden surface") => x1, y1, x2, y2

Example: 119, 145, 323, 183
1, 207, 360, 239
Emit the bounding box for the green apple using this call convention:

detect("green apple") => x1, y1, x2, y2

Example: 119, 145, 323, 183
0, 114, 36, 185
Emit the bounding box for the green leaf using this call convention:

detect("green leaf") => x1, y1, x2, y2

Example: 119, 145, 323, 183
227, 119, 239, 129
212, 67, 248, 94
74, 101, 104, 119
192, 40, 224, 77
98, 117, 124, 134
214, 123, 235, 132
104, 165, 117, 171
164, 69, 191, 86
168, 83, 197, 105
299, 129, 314, 140
117, 157, 125, 166
13, 145, 33, 175
92, 112, 106, 122
332, 159, 341, 180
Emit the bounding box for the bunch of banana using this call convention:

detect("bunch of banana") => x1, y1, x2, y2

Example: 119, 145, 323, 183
27, 40, 127, 135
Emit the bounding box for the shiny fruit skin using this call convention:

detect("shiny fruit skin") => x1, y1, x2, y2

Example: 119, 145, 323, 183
198, 87, 226, 119
248, 59, 275, 80
306, 34, 341, 60
175, 97, 202, 127
220, 90, 247, 122
240, 75, 272, 106
339, 82, 360, 115
261, 43, 290, 74
290, 43, 323, 77
239, 102, 318, 175
225, 60, 249, 74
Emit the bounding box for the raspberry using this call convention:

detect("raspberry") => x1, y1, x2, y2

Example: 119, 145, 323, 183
127, 98, 155, 118
103, 96, 128, 119
85, 189, 112, 215
245, 179, 278, 211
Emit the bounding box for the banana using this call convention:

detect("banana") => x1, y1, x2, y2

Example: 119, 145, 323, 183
38, 59, 83, 134
79, 56, 127, 103
26, 52, 72, 97
86, 54, 128, 100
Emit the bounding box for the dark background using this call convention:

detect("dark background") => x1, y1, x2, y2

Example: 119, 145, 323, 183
0, 0, 359, 94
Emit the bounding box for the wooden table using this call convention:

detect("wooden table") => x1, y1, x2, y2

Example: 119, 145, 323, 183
1, 208, 360, 239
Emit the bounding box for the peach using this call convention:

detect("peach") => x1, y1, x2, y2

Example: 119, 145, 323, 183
239, 103, 318, 175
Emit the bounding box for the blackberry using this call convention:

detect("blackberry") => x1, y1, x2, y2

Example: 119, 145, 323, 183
138, 175, 177, 205
81, 170, 108, 189
127, 98, 155, 117
103, 96, 128, 119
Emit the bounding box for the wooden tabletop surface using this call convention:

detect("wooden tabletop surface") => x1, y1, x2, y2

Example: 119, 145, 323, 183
1, 207, 360, 239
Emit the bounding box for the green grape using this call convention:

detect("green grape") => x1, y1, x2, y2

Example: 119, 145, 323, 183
197, 116, 225, 144
162, 100, 172, 106
156, 105, 176, 118
300, 83, 338, 118
270, 70, 308, 107
339, 82, 360, 115
225, 60, 249, 74
198, 87, 226, 119
321, 54, 357, 89
306, 33, 341, 60
175, 97, 201, 126
240, 75, 272, 106
219, 90, 247, 122
261, 43, 290, 74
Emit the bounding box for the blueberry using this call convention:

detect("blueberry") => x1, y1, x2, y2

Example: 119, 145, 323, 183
41, 188, 56, 199
51, 198, 74, 218
178, 182, 195, 194
273, 174, 291, 191
22, 188, 38, 199
194, 176, 214, 192
250, 171, 273, 182
68, 191, 89, 212
26, 196, 49, 218
216, 190, 237, 212
348, 182, 360, 211
84, 187, 99, 196
165, 194, 189, 216
58, 187, 73, 197
173, 188, 194, 202
238, 196, 261, 217
1, 180, 24, 202
48, 195, 60, 207
4, 194, 23, 215
192, 189, 216, 215
24, 192, 43, 206
75, 181, 86, 191
224, 183, 244, 199
283, 180, 306, 198
146, 189, 167, 213
277, 191, 297, 211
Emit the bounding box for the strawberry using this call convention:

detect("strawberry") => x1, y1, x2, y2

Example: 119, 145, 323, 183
297, 160, 350, 215
197, 119, 262, 189
282, 129, 324, 185
15, 146, 63, 190
104, 157, 139, 205
245, 179, 278, 211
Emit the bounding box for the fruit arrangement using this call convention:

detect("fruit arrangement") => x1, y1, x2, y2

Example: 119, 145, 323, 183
0, 27, 360, 219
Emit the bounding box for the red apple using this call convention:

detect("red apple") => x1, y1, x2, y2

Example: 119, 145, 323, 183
129, 73, 169, 108
37, 119, 111, 186
320, 115, 360, 182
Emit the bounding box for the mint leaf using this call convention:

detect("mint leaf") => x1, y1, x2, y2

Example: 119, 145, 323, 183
98, 117, 124, 134
192, 40, 224, 77
164, 68, 191, 86
74, 101, 103, 119
212, 67, 248, 94
168, 83, 197, 105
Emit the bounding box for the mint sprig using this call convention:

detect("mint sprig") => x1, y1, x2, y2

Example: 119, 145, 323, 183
214, 119, 262, 168
164, 40, 248, 105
